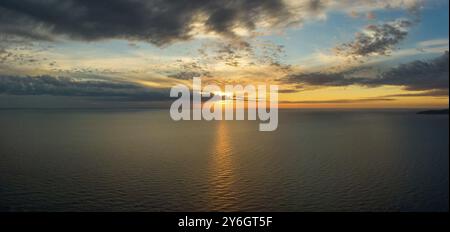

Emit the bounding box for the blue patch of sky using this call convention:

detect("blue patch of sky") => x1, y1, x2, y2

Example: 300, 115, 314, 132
409, 5, 449, 44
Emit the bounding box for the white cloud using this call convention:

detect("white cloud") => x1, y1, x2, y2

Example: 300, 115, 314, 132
418, 39, 449, 48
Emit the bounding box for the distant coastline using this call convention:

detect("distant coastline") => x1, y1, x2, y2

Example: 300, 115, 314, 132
417, 109, 449, 115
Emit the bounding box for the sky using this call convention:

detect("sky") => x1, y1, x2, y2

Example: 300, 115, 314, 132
0, 0, 448, 108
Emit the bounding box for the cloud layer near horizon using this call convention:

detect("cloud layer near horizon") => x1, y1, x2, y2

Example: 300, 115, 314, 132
1, 51, 447, 101
0, 75, 169, 101
283, 51, 449, 96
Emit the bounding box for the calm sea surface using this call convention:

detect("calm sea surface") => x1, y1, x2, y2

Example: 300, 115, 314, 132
0, 109, 448, 211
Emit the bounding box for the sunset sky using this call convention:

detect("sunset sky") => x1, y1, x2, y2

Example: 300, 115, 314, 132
0, 0, 448, 108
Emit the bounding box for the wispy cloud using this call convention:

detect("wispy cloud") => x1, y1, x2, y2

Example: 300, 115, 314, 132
280, 98, 395, 104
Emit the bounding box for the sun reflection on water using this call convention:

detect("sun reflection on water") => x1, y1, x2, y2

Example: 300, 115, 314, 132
208, 120, 238, 211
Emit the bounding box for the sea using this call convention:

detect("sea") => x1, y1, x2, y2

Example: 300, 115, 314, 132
0, 109, 448, 211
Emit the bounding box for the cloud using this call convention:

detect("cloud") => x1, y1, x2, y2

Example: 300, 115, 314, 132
0, 0, 293, 46
282, 65, 374, 86
206, 39, 289, 67
168, 71, 211, 80
166, 38, 291, 82
0, 0, 423, 46
381, 89, 449, 98
278, 89, 301, 93
0, 75, 170, 101
334, 19, 413, 59
417, 39, 449, 48
369, 51, 449, 91
283, 51, 449, 93
280, 98, 395, 104
329, 0, 423, 15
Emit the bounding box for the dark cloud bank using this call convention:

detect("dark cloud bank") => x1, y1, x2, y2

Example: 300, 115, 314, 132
0, 75, 169, 101
0, 0, 291, 46
284, 51, 449, 96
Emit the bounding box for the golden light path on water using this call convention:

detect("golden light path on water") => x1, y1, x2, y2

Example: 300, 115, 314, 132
208, 119, 238, 211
